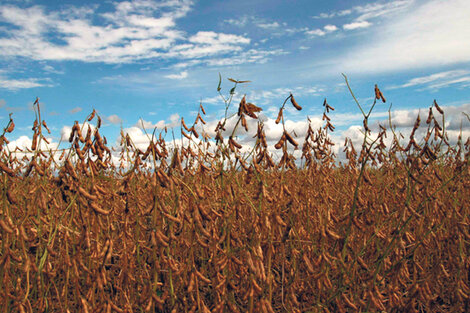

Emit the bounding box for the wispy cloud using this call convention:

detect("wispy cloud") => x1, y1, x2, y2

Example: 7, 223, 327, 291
206, 49, 286, 66
168, 31, 250, 59
314, 1, 413, 34
69, 107, 83, 114
338, 0, 470, 73
314, 0, 413, 21
42, 64, 64, 74
390, 70, 470, 90
353, 0, 413, 21
224, 15, 251, 27
313, 9, 352, 19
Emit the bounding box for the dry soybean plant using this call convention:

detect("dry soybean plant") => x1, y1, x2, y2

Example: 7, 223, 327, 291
0, 76, 469, 312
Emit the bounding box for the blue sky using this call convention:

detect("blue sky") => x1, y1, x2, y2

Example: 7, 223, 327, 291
1, 0, 469, 153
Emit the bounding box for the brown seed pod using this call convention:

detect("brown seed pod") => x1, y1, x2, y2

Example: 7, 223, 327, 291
187, 272, 195, 293
6, 188, 17, 205
42, 120, 50, 133
285, 131, 298, 147
181, 117, 190, 132
325, 227, 342, 240
200, 103, 206, 115
241, 115, 248, 131
229, 137, 242, 149
190, 127, 199, 138
0, 161, 15, 177
182, 129, 191, 140
90, 202, 111, 215
195, 270, 211, 284
274, 134, 286, 149
88, 109, 96, 121
375, 85, 381, 99
275, 108, 283, 124
0, 219, 14, 233
342, 293, 358, 310
238, 96, 247, 116
6, 121, 15, 133
290, 94, 302, 110
31, 133, 38, 150
78, 186, 97, 201
302, 254, 315, 274
198, 114, 206, 125
434, 100, 444, 114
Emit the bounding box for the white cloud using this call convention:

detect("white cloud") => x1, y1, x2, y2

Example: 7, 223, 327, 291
0, 76, 52, 90
0, 2, 185, 63
306, 24, 338, 37
165, 71, 188, 80
313, 9, 352, 19
224, 15, 251, 27
343, 20, 372, 30
257, 22, 280, 29
0, 1, 257, 66
306, 29, 326, 36
189, 31, 249, 45
134, 113, 180, 130
107, 114, 123, 124
6, 135, 59, 157
339, 0, 470, 73
353, 0, 413, 21
324, 24, 338, 32
169, 113, 180, 124
207, 48, 286, 66
314, 0, 411, 20
390, 70, 470, 90
168, 31, 250, 59
43, 64, 64, 74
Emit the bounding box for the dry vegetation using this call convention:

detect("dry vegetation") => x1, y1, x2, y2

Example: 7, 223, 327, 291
0, 77, 469, 312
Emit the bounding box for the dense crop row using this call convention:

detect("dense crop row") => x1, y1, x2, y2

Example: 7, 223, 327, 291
0, 79, 469, 312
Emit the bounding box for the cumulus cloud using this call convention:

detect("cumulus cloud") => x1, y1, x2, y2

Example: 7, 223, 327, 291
306, 24, 338, 37
0, 1, 260, 66
324, 24, 338, 32
6, 135, 59, 156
